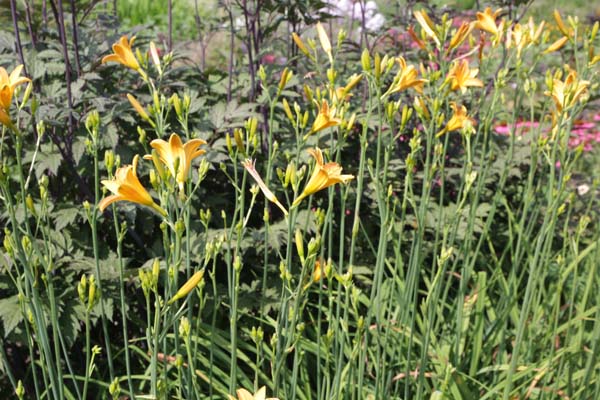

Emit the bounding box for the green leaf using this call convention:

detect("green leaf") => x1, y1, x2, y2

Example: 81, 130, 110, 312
0, 295, 23, 337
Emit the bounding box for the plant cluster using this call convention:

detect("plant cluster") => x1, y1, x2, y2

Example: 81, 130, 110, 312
0, 2, 599, 400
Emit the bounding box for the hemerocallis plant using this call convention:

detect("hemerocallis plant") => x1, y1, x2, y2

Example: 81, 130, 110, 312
445, 59, 484, 94
99, 155, 166, 215
292, 147, 354, 208
145, 133, 207, 191
102, 35, 141, 71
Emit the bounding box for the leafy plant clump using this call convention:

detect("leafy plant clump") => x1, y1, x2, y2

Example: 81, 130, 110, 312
0, 2, 599, 400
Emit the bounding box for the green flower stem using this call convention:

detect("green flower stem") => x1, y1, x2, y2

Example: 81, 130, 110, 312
110, 207, 135, 399
90, 135, 116, 382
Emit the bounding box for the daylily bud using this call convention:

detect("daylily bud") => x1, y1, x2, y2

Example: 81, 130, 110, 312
303, 84, 313, 104
104, 150, 114, 172
292, 32, 310, 57
374, 53, 381, 80
128, 94, 150, 121
168, 269, 205, 304
225, 133, 233, 155
86, 110, 100, 134
179, 316, 191, 339
78, 274, 87, 303
183, 93, 191, 111
88, 275, 98, 310
295, 229, 305, 263
234, 257, 242, 273
109, 378, 120, 400
258, 65, 267, 83
326, 67, 336, 84
361, 49, 371, 72
316, 22, 333, 62
137, 126, 146, 144
149, 41, 162, 75
307, 236, 321, 256
26, 195, 36, 216
171, 93, 182, 119
282, 98, 294, 124
22, 82, 33, 106
278, 67, 292, 92
15, 380, 25, 400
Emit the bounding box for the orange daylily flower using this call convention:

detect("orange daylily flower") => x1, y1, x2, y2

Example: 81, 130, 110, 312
445, 60, 483, 94
437, 102, 475, 137
475, 7, 503, 38
241, 159, 288, 216
99, 155, 165, 215
385, 56, 428, 95
145, 133, 207, 191
102, 35, 141, 71
545, 68, 589, 112
448, 22, 474, 52
0, 65, 30, 111
309, 99, 341, 135
292, 147, 354, 207
414, 9, 440, 47
227, 386, 279, 400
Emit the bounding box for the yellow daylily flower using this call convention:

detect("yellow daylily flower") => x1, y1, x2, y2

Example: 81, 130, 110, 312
385, 57, 428, 95
445, 60, 484, 94
241, 159, 288, 216
414, 9, 440, 47
0, 64, 31, 111
437, 102, 475, 137
292, 147, 354, 208
545, 68, 589, 112
102, 35, 141, 71
309, 99, 341, 135
448, 22, 474, 52
99, 155, 165, 215
544, 36, 569, 54
168, 269, 204, 304
145, 133, 207, 191
475, 7, 503, 38
227, 386, 279, 400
